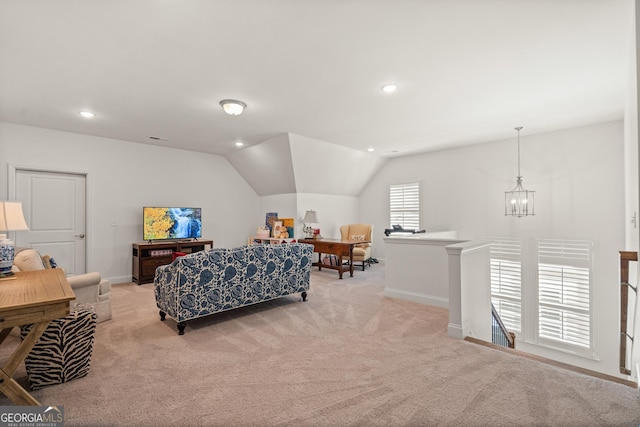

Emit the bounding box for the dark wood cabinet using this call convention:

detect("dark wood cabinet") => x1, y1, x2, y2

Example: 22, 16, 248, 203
132, 240, 213, 284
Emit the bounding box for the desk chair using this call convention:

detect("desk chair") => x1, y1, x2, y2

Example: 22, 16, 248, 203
340, 224, 373, 270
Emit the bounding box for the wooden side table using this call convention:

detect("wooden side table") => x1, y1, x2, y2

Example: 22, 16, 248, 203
0, 269, 75, 405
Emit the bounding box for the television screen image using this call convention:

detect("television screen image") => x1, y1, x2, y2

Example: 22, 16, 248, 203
143, 207, 202, 241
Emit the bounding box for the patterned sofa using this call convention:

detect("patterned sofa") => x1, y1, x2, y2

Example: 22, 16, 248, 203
154, 243, 313, 334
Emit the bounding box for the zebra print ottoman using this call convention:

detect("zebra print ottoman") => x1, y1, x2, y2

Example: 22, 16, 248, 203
20, 306, 97, 390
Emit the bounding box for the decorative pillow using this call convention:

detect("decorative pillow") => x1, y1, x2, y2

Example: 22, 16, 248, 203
349, 234, 368, 248
13, 249, 46, 271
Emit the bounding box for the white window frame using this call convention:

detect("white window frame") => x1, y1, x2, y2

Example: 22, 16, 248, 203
535, 239, 595, 357
488, 236, 596, 359
489, 237, 523, 333
389, 182, 421, 230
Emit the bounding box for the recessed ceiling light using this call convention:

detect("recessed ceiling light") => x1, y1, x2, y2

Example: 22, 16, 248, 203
381, 84, 397, 93
220, 99, 247, 116
79, 111, 95, 118
235, 141, 244, 147
367, 148, 375, 152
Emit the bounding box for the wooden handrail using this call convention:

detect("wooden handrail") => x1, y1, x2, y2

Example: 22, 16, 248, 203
619, 251, 637, 375
491, 303, 515, 349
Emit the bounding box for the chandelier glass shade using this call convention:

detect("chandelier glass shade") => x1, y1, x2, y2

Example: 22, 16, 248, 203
505, 127, 535, 217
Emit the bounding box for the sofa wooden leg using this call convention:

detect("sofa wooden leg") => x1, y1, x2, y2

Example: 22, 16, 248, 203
177, 322, 186, 335
159, 310, 166, 321
301, 291, 308, 302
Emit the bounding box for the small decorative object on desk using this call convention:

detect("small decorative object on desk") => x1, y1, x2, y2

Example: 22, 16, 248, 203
272, 220, 284, 237
0, 238, 15, 277
265, 212, 278, 234
257, 226, 270, 238
280, 218, 295, 238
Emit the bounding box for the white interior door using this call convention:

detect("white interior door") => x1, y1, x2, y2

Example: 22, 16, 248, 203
14, 169, 86, 275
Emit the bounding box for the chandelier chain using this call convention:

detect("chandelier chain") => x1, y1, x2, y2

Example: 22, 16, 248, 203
515, 126, 523, 177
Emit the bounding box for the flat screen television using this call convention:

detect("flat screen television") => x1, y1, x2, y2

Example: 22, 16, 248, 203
143, 207, 202, 241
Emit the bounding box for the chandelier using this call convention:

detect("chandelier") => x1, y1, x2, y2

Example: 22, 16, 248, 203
505, 126, 535, 217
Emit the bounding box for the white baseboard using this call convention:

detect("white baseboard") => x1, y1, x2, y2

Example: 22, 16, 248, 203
383, 287, 448, 308
448, 323, 464, 339
106, 275, 134, 285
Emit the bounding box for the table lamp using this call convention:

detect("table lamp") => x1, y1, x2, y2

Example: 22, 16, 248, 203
302, 210, 318, 238
0, 201, 29, 277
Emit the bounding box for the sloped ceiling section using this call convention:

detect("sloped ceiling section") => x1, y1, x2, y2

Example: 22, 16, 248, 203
288, 134, 387, 196
225, 133, 296, 197
225, 133, 387, 197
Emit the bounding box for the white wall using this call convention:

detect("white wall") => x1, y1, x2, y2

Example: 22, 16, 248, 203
359, 120, 626, 378
628, 0, 640, 383
625, 13, 639, 250
296, 193, 359, 239
385, 236, 466, 307
0, 122, 260, 283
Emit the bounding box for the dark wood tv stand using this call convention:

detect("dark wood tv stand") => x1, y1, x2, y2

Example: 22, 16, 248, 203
132, 240, 213, 284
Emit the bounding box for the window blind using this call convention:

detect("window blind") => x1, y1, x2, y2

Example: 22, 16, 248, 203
389, 182, 420, 229
489, 238, 522, 332
537, 239, 592, 349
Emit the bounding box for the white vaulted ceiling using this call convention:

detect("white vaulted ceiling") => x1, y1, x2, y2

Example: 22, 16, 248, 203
226, 133, 387, 196
0, 0, 633, 162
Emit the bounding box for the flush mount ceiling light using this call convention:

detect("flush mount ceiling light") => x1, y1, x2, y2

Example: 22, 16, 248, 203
79, 111, 95, 118
220, 99, 246, 116
505, 126, 535, 218
235, 141, 244, 147
381, 84, 397, 93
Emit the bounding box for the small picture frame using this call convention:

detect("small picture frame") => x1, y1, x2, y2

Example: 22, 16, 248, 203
265, 212, 278, 233
272, 220, 283, 237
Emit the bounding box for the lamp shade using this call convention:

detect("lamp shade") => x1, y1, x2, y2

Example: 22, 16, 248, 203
303, 210, 318, 224
0, 201, 28, 276
0, 201, 29, 232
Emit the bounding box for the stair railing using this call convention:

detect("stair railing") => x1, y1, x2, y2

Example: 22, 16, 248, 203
619, 251, 637, 375
491, 303, 515, 349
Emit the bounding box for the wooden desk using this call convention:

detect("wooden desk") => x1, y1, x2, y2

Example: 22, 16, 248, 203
299, 238, 370, 279
0, 269, 75, 405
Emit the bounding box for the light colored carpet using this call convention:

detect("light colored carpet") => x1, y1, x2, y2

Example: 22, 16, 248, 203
1, 263, 639, 426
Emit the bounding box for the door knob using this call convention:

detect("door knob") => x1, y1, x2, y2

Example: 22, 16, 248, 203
75, 234, 85, 238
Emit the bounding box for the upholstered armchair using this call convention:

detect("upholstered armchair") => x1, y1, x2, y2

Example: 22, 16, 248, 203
340, 224, 374, 270
11, 248, 112, 323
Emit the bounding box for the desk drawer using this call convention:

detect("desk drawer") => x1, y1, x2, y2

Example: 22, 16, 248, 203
0, 302, 69, 329
0, 311, 46, 329
314, 243, 350, 256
